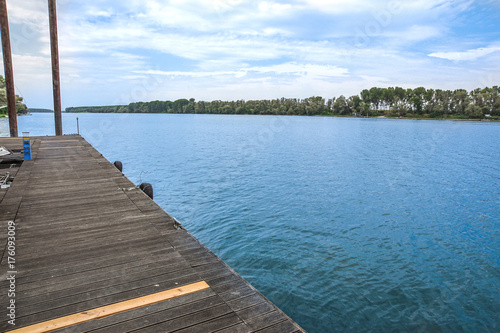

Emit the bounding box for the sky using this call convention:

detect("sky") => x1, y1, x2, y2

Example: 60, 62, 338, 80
2, 0, 500, 109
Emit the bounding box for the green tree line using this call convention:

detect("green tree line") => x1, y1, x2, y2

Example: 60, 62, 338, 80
66, 86, 500, 119
0, 76, 28, 116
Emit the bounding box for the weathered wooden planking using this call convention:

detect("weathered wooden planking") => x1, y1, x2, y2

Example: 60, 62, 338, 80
8, 282, 210, 333
0, 135, 305, 332
51, 288, 218, 333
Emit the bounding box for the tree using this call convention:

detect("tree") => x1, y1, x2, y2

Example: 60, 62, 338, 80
0, 75, 27, 115
333, 95, 350, 115
410, 87, 426, 114
391, 87, 409, 115
16, 96, 28, 114
173, 99, 189, 113
465, 104, 483, 118
493, 95, 500, 116
424, 88, 435, 113
349, 95, 362, 114
360, 89, 371, 108
452, 89, 469, 115
434, 89, 451, 116
382, 87, 395, 111
369, 87, 383, 110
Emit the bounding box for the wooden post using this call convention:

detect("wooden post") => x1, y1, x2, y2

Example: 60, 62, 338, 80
48, 0, 62, 136
0, 0, 18, 137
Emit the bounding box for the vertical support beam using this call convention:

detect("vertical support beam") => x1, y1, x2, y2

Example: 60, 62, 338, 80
48, 0, 62, 136
0, 0, 18, 137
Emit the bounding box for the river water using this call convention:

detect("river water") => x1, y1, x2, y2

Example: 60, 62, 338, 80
2, 113, 499, 332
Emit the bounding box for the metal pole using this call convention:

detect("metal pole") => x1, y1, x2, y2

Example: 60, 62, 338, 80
0, 0, 18, 137
48, 0, 62, 136
76, 117, 79, 135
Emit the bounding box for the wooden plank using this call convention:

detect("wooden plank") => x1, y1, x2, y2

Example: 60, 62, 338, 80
174, 313, 243, 333
12, 246, 177, 286
236, 302, 275, 321
12, 235, 170, 267
195, 265, 234, 280
7, 281, 209, 333
15, 229, 167, 253
18, 262, 191, 302
6, 243, 175, 283
215, 323, 253, 333
210, 278, 249, 295
11, 273, 203, 326
82, 294, 226, 333
244, 311, 288, 331
14, 210, 147, 230
254, 320, 300, 333
225, 293, 267, 312
50, 288, 217, 333
16, 257, 188, 299
130, 303, 234, 333
219, 285, 256, 302
16, 222, 155, 247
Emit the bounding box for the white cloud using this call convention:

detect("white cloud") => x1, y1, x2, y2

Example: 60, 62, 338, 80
135, 69, 244, 78
257, 1, 294, 15
246, 62, 348, 78
298, 0, 470, 15
84, 7, 115, 18
393, 25, 443, 42
7, 0, 47, 26
299, 0, 377, 14
428, 46, 500, 61
136, 62, 347, 80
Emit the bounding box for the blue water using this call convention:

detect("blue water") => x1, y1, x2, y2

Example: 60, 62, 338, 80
2, 113, 500, 332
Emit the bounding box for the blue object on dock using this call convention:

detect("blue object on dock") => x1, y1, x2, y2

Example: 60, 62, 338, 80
23, 132, 31, 160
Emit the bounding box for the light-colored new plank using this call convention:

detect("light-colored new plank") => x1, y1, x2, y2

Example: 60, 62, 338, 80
8, 281, 210, 333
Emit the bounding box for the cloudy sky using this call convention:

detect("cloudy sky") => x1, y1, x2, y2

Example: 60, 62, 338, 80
3, 0, 500, 109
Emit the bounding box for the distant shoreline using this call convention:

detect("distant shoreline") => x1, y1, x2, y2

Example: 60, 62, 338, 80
28, 108, 54, 113
318, 114, 500, 122
63, 85, 500, 121
57, 110, 499, 122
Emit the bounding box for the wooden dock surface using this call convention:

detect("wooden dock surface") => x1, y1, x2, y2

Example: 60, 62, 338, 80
0, 135, 305, 333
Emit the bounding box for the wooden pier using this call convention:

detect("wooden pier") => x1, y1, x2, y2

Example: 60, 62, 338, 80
0, 135, 305, 333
